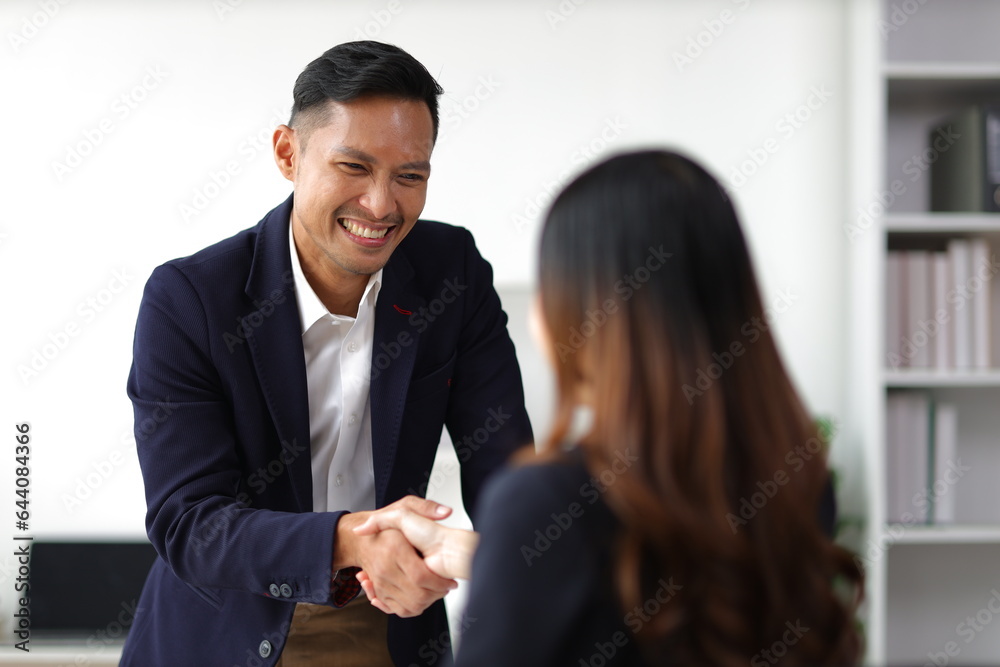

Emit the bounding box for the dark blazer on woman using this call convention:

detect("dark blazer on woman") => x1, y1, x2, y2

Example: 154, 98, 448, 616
456, 448, 652, 666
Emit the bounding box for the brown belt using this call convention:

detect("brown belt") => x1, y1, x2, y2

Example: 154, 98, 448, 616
275, 596, 394, 667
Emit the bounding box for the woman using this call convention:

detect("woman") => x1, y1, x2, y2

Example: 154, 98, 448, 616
356, 150, 863, 665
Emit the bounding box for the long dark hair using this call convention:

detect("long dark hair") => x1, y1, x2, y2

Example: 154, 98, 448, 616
537, 150, 863, 665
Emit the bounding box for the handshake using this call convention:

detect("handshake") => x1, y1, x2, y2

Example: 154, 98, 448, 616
338, 496, 479, 617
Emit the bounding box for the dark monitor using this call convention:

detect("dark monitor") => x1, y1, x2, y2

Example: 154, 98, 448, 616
29, 541, 158, 643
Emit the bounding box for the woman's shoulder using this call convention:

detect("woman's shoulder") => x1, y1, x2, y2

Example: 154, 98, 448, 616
474, 446, 617, 540
458, 447, 644, 666
481, 447, 588, 505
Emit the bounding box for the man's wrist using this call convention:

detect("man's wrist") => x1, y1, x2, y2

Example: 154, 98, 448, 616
332, 511, 362, 571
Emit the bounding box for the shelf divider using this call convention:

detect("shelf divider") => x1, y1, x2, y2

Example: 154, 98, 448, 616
884, 370, 1000, 388
886, 213, 1000, 233
886, 524, 1000, 545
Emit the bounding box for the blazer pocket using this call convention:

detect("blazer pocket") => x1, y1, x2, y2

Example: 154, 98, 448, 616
406, 352, 456, 403
185, 581, 224, 610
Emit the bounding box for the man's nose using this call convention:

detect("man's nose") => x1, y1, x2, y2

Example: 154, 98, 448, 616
358, 180, 397, 221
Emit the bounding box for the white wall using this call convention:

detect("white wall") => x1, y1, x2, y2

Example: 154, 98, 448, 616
0, 0, 853, 568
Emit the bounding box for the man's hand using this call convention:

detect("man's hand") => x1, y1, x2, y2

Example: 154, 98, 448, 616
334, 496, 457, 617
354, 508, 479, 580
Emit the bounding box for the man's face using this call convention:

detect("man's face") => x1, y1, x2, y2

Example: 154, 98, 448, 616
277, 95, 434, 279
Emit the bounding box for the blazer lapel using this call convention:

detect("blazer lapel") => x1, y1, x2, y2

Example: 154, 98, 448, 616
244, 194, 314, 513
371, 248, 425, 507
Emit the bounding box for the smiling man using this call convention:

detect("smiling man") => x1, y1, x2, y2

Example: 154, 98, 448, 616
123, 42, 532, 667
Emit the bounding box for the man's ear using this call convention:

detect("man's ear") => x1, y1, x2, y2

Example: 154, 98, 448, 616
273, 124, 297, 182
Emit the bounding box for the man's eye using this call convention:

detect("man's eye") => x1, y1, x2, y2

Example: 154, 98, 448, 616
400, 173, 424, 182
344, 163, 365, 170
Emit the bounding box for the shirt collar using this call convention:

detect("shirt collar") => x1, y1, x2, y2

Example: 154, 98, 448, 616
288, 221, 383, 335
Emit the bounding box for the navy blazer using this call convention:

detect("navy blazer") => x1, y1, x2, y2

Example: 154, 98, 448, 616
121, 194, 532, 666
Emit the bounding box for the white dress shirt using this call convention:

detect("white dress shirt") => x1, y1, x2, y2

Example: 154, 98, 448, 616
289, 224, 381, 514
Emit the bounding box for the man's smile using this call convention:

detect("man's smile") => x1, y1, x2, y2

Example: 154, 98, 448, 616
338, 216, 398, 247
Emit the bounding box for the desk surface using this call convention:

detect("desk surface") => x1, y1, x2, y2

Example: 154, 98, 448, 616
0, 644, 122, 666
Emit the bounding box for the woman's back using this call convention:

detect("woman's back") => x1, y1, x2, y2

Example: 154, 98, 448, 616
457, 150, 863, 665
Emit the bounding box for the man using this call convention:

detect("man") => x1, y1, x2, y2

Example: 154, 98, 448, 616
122, 41, 532, 666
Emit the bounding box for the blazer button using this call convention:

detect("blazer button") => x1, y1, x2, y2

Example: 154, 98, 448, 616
259, 640, 272, 658
280, 583, 293, 598
269, 583, 280, 597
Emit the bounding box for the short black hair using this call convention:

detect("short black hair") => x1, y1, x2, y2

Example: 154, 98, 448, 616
289, 41, 443, 145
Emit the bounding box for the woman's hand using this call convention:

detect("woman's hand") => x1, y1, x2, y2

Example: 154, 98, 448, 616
353, 508, 479, 581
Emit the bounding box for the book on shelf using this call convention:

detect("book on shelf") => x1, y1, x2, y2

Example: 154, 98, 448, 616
931, 252, 951, 370
885, 391, 959, 525
906, 251, 931, 368
886, 253, 904, 366
932, 402, 959, 524
971, 237, 991, 368
903, 250, 941, 368
930, 105, 1000, 213
949, 239, 973, 369
886, 391, 929, 523
885, 238, 991, 371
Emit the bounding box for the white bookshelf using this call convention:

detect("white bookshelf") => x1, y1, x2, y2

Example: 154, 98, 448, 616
850, 1, 1000, 663
884, 370, 1000, 388
890, 524, 1000, 546
886, 212, 1000, 233
884, 62, 1000, 80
